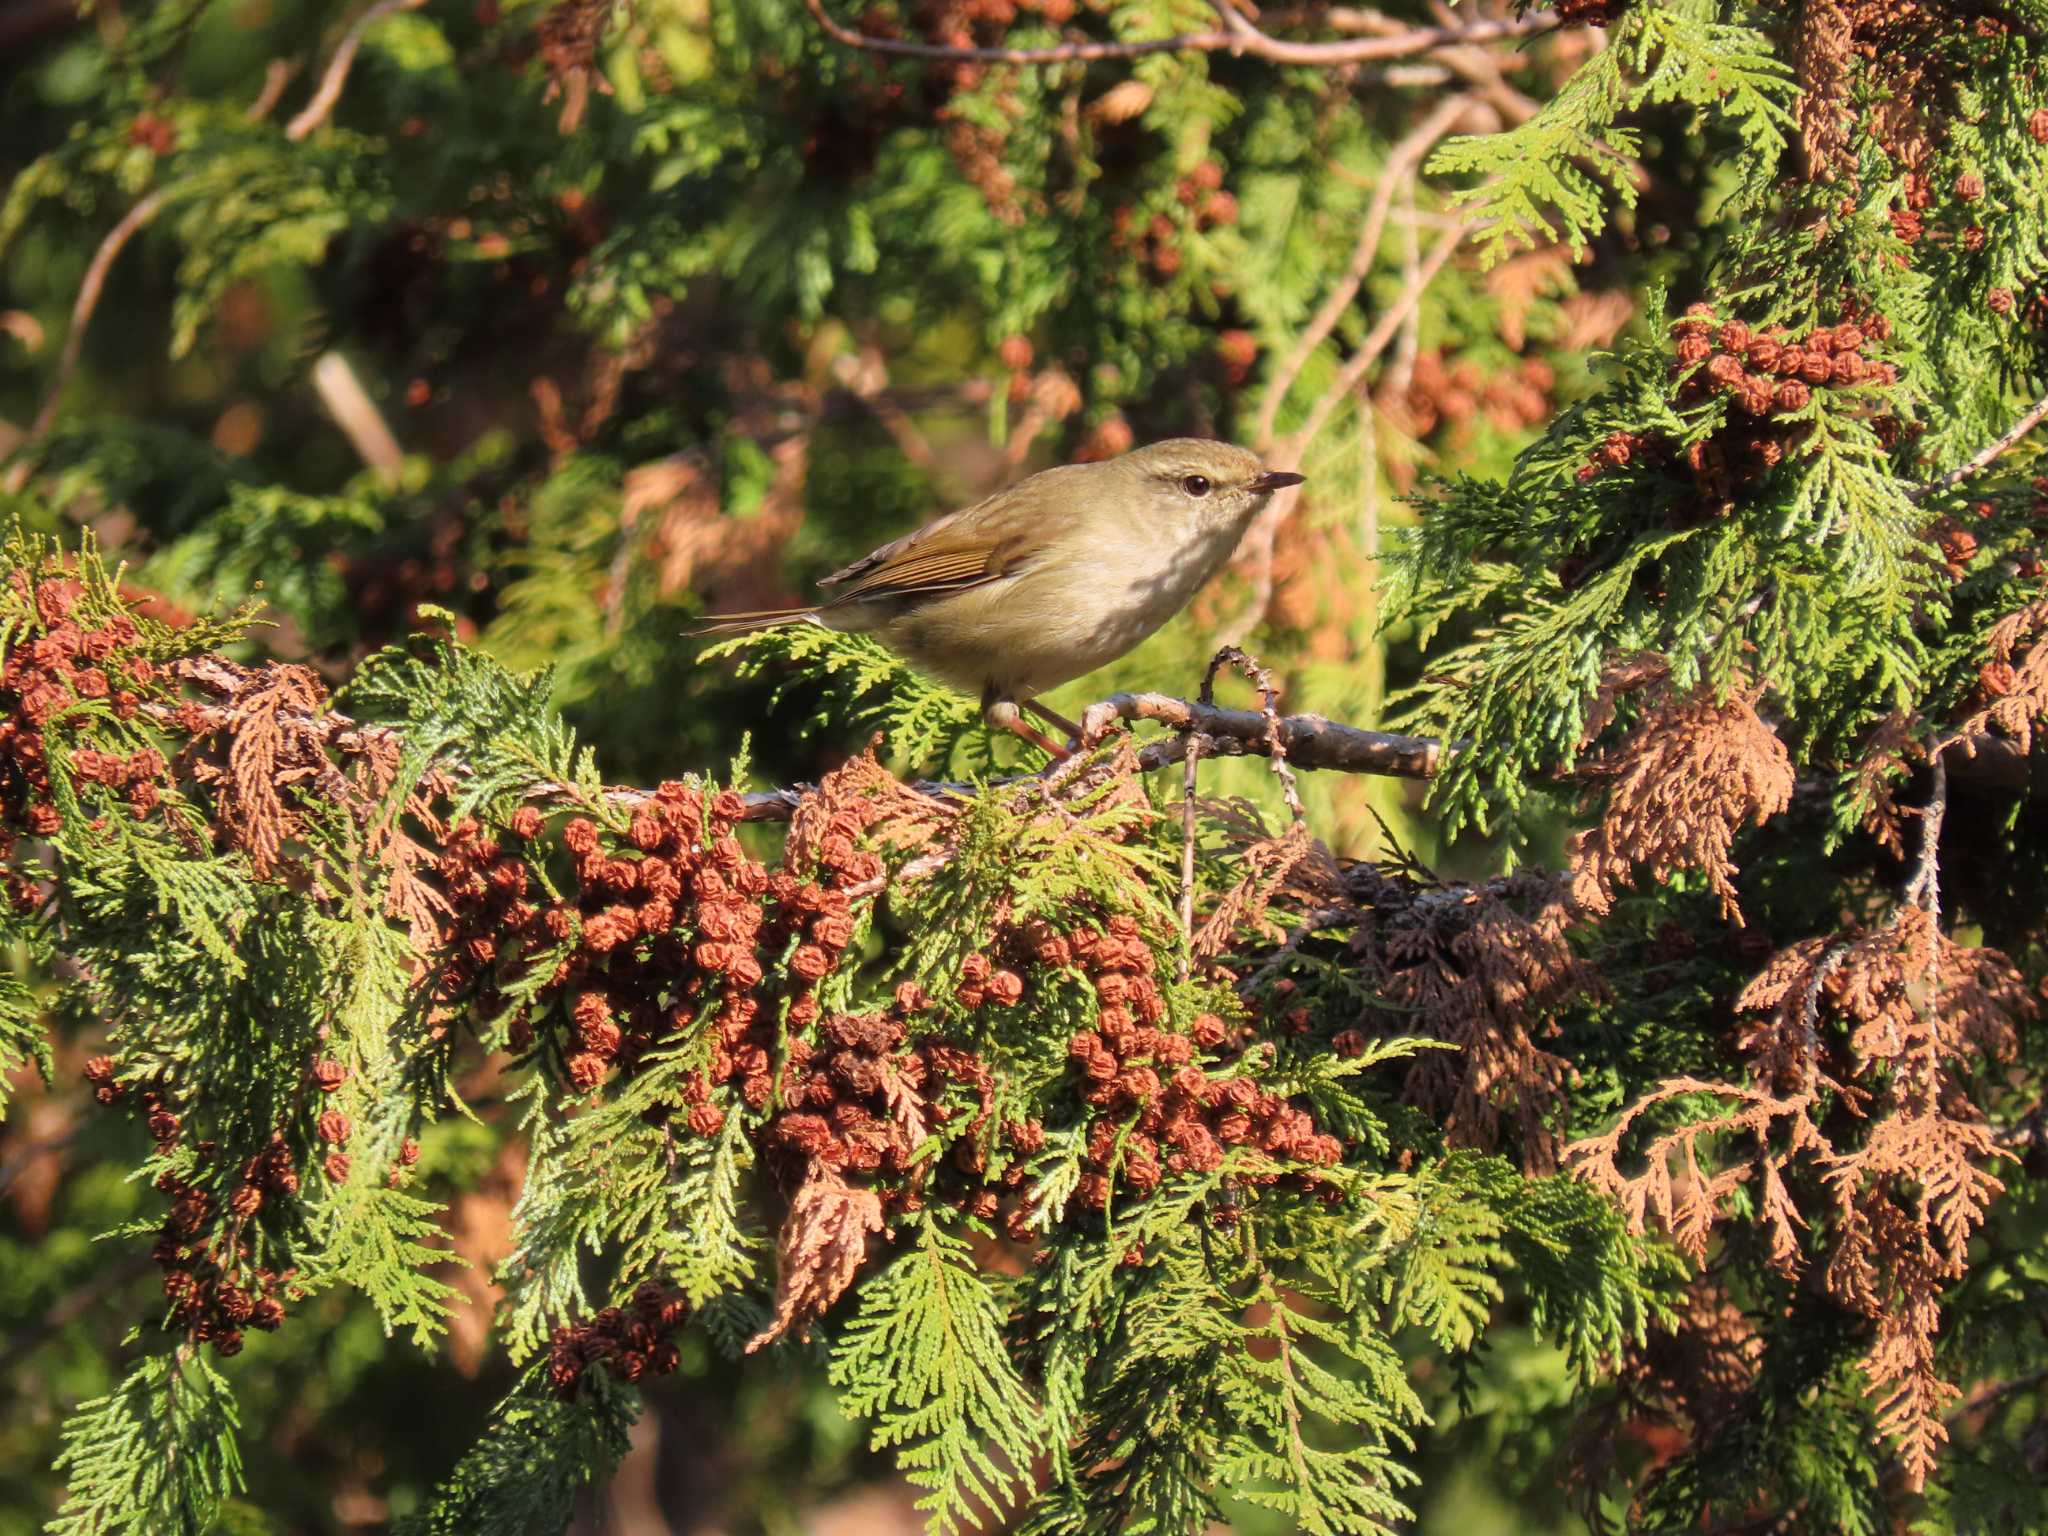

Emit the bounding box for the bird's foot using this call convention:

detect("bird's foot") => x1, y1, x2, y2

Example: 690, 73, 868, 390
1022, 699, 1083, 748
986, 699, 1071, 760
1006, 717, 1072, 759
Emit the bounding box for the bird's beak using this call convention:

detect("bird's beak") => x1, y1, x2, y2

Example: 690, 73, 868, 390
1249, 469, 1306, 494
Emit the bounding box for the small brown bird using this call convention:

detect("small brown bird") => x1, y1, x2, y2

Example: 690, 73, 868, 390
697, 438, 1304, 752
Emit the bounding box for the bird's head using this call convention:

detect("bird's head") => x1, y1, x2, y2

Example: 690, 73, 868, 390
1112, 438, 1305, 535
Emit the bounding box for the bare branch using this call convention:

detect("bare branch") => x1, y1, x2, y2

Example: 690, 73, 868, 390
1254, 92, 1473, 451
1947, 1364, 2048, 1427
1084, 691, 1447, 779
1903, 748, 1949, 918
246, 58, 301, 122
1421, 0, 1540, 122
1909, 385, 2048, 503
285, 0, 428, 142
312, 352, 405, 487
1222, 217, 1465, 640
2, 187, 171, 492
1289, 221, 1466, 456
802, 0, 1554, 68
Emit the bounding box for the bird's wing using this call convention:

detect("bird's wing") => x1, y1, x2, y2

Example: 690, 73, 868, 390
818, 490, 1054, 607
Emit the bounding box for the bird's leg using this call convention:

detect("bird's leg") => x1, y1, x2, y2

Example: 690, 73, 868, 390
1022, 698, 1083, 746
985, 697, 1071, 760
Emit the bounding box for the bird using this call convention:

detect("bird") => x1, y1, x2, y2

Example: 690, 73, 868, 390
695, 438, 1305, 754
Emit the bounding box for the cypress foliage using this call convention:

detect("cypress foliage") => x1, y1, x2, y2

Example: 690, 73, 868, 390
2, 0, 2046, 1533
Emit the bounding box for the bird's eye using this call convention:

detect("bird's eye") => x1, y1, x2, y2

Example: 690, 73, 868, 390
1181, 474, 1212, 497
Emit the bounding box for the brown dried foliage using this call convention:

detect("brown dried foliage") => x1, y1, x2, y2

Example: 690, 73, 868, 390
1238, 854, 1592, 1174
176, 659, 340, 878
1569, 899, 2031, 1489
748, 1161, 887, 1350
1376, 872, 1586, 1172
1193, 817, 1328, 960
1569, 673, 1794, 926
1565, 1275, 1764, 1513
533, 0, 615, 131
1851, 595, 2048, 850
623, 410, 812, 615
1390, 350, 1555, 451
1795, 0, 1857, 181
1955, 595, 2048, 758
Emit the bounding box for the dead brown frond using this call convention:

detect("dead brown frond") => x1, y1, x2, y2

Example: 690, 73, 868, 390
1194, 818, 1329, 960
746, 1160, 885, 1351
1564, 1075, 1825, 1271
534, 0, 615, 132
1952, 595, 2048, 761
1575, 651, 1670, 750
1563, 1274, 1764, 1527
1482, 244, 1576, 353
1847, 710, 1922, 857
1569, 678, 1794, 926
176, 659, 350, 878
1795, 0, 1857, 180
1371, 871, 1590, 1172
1573, 900, 2034, 1491
1628, 1274, 1764, 1436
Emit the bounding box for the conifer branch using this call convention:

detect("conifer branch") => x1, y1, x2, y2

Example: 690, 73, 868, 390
152, 655, 1449, 838
157, 650, 2044, 837
801, 0, 1554, 68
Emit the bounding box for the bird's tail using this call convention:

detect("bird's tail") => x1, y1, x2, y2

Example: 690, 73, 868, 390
687, 607, 823, 638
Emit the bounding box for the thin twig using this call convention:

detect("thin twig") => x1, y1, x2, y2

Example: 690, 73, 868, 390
1384, 172, 1424, 405
1236, 904, 1354, 995
1908, 385, 2048, 503
831, 349, 945, 481
801, 0, 1553, 67
312, 353, 404, 487
284, 0, 428, 141
1203, 646, 1305, 820
1948, 1364, 2048, 1426
1086, 690, 1446, 780
1290, 222, 1466, 455
1254, 92, 1473, 452
246, 58, 301, 122
0, 1251, 154, 1383
1422, 0, 1540, 122
1903, 749, 1949, 918
1179, 734, 1202, 983
147, 662, 1448, 849
1223, 218, 1464, 642
1792, 941, 1850, 1087
2, 187, 171, 490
